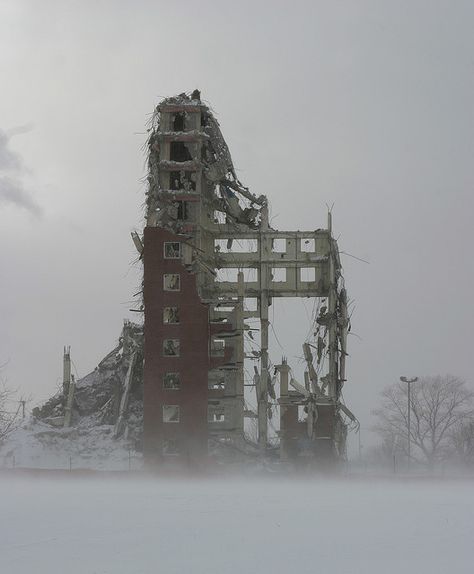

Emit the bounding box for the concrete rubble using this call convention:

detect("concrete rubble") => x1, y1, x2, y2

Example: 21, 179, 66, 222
1, 322, 144, 470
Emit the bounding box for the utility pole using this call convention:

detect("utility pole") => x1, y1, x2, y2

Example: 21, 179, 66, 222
400, 376, 418, 469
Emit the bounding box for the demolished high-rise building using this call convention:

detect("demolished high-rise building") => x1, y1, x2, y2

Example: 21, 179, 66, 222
23, 90, 356, 471
141, 90, 356, 467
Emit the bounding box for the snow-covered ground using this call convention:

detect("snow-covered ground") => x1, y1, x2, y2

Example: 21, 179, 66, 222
0, 419, 142, 471
0, 475, 472, 574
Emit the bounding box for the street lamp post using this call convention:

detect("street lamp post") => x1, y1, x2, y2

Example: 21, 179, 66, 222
400, 376, 418, 469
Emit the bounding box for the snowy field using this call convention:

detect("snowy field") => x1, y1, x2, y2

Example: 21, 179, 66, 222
0, 475, 473, 574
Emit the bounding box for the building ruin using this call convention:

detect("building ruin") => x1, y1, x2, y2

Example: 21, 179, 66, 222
29, 90, 357, 471
141, 90, 356, 467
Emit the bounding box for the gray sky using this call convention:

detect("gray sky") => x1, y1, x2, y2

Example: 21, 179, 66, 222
1, 0, 473, 446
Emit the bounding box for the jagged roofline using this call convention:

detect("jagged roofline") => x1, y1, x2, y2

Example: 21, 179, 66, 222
145, 91, 266, 229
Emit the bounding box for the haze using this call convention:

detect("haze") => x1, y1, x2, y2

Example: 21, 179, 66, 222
1, 0, 473, 447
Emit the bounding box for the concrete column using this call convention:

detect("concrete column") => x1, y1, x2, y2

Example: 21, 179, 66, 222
63, 346, 71, 396
278, 359, 290, 460
236, 272, 245, 440
258, 203, 270, 449
327, 215, 338, 401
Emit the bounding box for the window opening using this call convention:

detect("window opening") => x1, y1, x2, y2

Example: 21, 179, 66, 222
301, 238, 315, 252
176, 201, 189, 221
163, 438, 180, 455
272, 238, 286, 253
244, 297, 258, 311
209, 377, 225, 390
214, 210, 226, 224
215, 238, 258, 253
271, 268, 287, 282
216, 268, 239, 282
163, 372, 180, 390
300, 268, 316, 282
172, 112, 185, 132
169, 171, 196, 191
164, 274, 180, 291
244, 268, 258, 282
208, 407, 226, 422
164, 242, 181, 259
210, 338, 225, 356
170, 141, 192, 162
163, 339, 180, 357
163, 307, 180, 324
163, 405, 180, 423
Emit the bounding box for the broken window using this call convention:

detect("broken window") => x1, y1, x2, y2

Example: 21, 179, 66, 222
163, 372, 180, 390
163, 307, 179, 324
172, 112, 185, 132
208, 407, 225, 423
298, 405, 306, 422
210, 338, 225, 356
163, 438, 180, 455
164, 242, 181, 259
215, 238, 258, 253
214, 210, 226, 224
163, 405, 180, 423
176, 201, 189, 221
163, 339, 180, 357
212, 304, 234, 315
169, 141, 192, 162
208, 376, 225, 390
163, 274, 180, 291
169, 171, 196, 191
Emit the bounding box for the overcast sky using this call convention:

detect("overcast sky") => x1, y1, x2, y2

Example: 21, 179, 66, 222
1, 0, 473, 447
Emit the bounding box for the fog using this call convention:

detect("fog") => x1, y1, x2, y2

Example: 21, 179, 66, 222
1, 1, 474, 450
0, 475, 472, 573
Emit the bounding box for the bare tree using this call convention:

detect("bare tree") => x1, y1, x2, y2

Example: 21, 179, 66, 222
0, 375, 21, 443
449, 420, 474, 467
373, 375, 474, 468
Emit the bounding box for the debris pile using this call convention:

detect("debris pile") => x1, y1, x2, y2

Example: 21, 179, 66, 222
1, 321, 144, 470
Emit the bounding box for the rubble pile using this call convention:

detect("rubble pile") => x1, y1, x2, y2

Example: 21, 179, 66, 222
0, 321, 144, 470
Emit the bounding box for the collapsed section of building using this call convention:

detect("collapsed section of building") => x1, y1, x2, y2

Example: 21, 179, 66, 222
26, 90, 356, 471
32, 321, 143, 441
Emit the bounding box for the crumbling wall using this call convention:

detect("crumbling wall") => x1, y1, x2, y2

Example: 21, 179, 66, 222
145, 91, 266, 233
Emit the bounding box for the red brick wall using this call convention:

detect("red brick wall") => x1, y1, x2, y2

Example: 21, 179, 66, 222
143, 227, 210, 466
